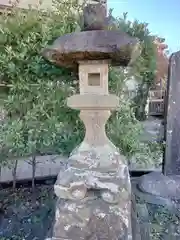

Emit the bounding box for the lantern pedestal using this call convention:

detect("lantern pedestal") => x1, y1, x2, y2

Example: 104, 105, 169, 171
52, 60, 132, 240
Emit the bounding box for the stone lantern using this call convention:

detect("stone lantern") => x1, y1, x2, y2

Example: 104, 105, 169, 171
43, 3, 140, 240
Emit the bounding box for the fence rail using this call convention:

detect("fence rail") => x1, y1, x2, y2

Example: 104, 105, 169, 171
149, 90, 165, 99
148, 90, 165, 116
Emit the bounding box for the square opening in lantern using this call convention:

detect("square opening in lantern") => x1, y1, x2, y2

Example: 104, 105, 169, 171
78, 60, 109, 95
88, 73, 101, 86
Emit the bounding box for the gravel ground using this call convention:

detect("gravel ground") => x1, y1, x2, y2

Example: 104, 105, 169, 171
0, 184, 56, 240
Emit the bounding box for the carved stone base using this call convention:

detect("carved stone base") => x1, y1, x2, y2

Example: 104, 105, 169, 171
51, 142, 132, 240
53, 198, 129, 240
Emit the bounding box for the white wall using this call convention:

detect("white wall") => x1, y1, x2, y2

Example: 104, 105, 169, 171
0, 0, 107, 10
0, 0, 52, 9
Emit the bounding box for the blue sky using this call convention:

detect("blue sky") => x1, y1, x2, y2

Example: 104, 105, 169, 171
108, 0, 180, 53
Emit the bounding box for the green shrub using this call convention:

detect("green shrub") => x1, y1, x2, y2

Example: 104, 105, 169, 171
0, 0, 161, 173
113, 12, 157, 120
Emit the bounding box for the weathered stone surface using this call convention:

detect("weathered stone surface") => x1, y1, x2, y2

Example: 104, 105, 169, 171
82, 3, 107, 31
53, 199, 129, 240
81, 1, 116, 31
139, 172, 180, 200
67, 94, 119, 110
42, 30, 140, 69
164, 51, 180, 175
52, 142, 132, 240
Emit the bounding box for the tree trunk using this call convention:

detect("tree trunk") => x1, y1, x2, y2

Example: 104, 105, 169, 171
12, 160, 18, 190
32, 155, 36, 191
0, 166, 1, 181
134, 83, 150, 121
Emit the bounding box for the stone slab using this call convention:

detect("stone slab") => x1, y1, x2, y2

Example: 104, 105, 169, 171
139, 172, 180, 200
42, 30, 140, 68
164, 51, 180, 175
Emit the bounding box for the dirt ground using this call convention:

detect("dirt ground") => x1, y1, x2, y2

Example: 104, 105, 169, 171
0, 184, 56, 240
0, 178, 171, 240
0, 179, 139, 240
